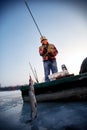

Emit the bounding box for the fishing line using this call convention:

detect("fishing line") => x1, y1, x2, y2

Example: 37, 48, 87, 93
24, 0, 43, 37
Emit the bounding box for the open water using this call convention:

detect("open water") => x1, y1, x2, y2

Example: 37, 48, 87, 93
0, 90, 87, 130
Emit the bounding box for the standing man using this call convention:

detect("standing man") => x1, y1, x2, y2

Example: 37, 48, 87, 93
39, 36, 58, 82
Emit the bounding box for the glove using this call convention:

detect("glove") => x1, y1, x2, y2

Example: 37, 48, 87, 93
42, 44, 48, 54
43, 47, 47, 54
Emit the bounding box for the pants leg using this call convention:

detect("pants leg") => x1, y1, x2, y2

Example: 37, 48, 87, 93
43, 61, 50, 82
50, 59, 58, 74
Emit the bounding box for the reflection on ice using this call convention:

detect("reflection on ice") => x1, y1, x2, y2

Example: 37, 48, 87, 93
20, 102, 87, 130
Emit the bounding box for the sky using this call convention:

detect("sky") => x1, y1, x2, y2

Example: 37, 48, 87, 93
0, 0, 87, 87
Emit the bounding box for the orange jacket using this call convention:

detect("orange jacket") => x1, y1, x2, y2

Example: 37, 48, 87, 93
39, 43, 58, 61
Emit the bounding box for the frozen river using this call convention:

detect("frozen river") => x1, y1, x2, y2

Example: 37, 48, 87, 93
0, 90, 87, 130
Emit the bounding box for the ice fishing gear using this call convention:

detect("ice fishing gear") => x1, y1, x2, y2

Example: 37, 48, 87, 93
29, 62, 39, 83
24, 0, 43, 37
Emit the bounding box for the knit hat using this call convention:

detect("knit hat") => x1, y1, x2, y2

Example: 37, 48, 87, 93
40, 36, 47, 42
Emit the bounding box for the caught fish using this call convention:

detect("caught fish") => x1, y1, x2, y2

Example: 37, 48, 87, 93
28, 76, 37, 121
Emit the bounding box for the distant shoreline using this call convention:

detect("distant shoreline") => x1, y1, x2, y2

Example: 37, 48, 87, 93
0, 86, 21, 91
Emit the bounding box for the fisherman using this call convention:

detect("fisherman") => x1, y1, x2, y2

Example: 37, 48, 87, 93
28, 76, 37, 121
39, 36, 58, 82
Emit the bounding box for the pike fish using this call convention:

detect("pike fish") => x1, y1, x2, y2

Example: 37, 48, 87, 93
28, 76, 37, 121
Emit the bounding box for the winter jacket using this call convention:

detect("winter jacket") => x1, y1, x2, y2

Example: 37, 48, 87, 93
39, 43, 58, 61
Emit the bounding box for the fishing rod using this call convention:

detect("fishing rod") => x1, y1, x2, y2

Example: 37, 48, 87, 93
24, 0, 43, 37
34, 67, 39, 83
29, 62, 39, 83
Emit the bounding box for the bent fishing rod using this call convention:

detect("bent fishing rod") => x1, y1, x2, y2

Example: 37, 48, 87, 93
24, 0, 43, 37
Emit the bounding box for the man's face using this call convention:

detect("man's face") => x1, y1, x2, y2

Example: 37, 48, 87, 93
41, 39, 48, 45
